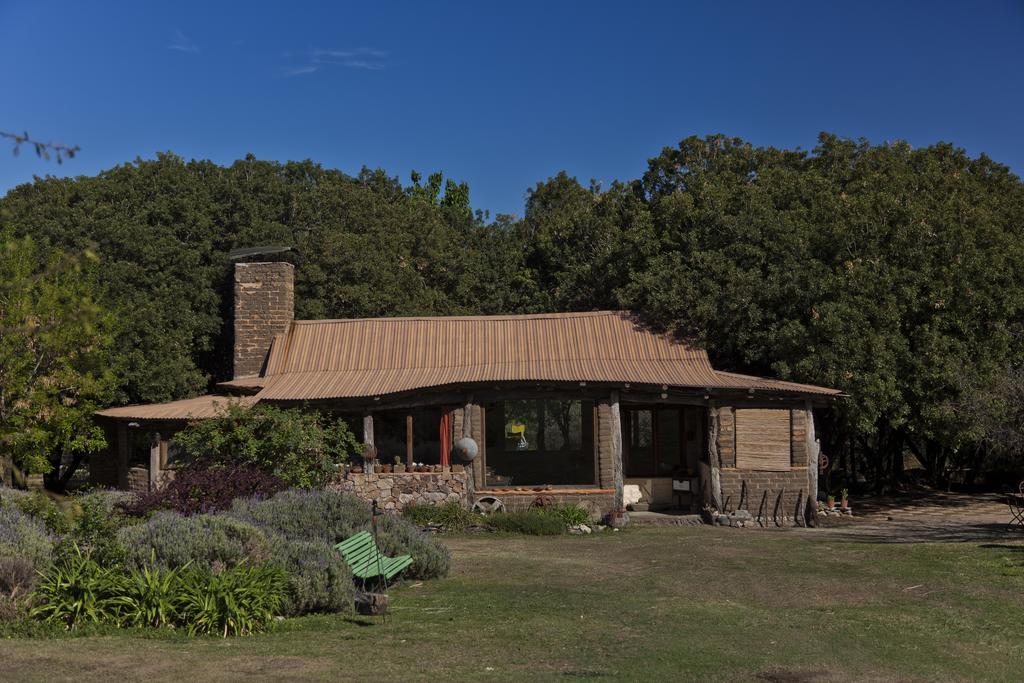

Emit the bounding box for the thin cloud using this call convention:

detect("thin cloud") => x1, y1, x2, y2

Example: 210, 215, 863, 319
342, 60, 385, 70
311, 48, 388, 60
278, 47, 388, 77
168, 30, 200, 54
282, 65, 318, 77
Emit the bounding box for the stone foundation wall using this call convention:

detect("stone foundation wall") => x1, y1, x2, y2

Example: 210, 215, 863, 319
718, 468, 810, 522
476, 490, 615, 519
331, 470, 470, 512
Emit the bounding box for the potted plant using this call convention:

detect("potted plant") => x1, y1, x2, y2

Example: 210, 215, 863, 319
362, 444, 378, 474
394, 456, 405, 473
826, 493, 836, 509
380, 463, 392, 474
607, 508, 630, 529
840, 488, 849, 509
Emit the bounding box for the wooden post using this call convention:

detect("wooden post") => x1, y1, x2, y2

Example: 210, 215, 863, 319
406, 413, 414, 467
363, 414, 374, 447
707, 403, 722, 510
462, 394, 474, 439
116, 423, 129, 490
148, 431, 161, 492
609, 390, 624, 511
804, 402, 820, 526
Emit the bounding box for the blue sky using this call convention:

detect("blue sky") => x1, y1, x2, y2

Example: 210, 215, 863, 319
1, 1, 1022, 217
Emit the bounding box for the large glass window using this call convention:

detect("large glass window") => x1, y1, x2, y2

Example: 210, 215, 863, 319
484, 399, 595, 486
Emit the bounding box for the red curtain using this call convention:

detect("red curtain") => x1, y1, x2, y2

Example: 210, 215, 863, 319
439, 408, 452, 466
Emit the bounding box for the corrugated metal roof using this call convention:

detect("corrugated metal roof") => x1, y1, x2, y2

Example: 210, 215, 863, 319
96, 395, 256, 421
252, 311, 839, 400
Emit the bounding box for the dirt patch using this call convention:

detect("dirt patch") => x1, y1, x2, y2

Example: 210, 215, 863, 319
757, 669, 833, 683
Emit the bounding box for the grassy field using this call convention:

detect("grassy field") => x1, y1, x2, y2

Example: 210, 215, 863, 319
2, 525, 1023, 682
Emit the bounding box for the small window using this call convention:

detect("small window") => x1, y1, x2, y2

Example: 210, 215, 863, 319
734, 409, 791, 471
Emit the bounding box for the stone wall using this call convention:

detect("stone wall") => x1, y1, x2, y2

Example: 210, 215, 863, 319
233, 261, 294, 379
596, 401, 616, 489
331, 469, 470, 512
127, 466, 149, 494
718, 468, 811, 522
715, 407, 815, 525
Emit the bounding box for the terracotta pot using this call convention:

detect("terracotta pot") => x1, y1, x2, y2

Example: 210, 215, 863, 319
380, 465, 392, 473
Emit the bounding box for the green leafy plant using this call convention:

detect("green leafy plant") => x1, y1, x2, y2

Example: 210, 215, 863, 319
171, 403, 360, 487
175, 564, 286, 637
0, 489, 72, 534
404, 501, 481, 531
551, 504, 591, 527
483, 510, 566, 536
118, 552, 189, 628
30, 547, 128, 629
56, 490, 130, 567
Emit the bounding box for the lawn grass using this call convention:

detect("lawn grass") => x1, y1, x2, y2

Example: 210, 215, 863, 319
2, 526, 1022, 681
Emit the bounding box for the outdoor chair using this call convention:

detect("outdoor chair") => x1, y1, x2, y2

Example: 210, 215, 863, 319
1006, 483, 1024, 532
335, 531, 413, 581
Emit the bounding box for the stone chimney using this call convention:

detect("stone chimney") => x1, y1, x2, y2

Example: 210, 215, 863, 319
233, 262, 294, 379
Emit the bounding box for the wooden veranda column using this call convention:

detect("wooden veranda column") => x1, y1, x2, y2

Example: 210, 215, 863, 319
363, 414, 374, 448
804, 401, 820, 526
406, 414, 414, 467
148, 431, 161, 492
707, 402, 723, 509
609, 390, 624, 511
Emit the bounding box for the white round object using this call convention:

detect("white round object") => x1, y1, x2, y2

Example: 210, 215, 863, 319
453, 437, 479, 462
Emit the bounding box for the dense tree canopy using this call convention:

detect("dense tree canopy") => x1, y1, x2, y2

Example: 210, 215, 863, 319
1, 133, 1022, 490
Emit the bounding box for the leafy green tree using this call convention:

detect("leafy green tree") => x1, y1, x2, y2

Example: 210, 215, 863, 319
0, 230, 118, 488
0, 155, 491, 406
170, 403, 360, 488
627, 134, 1024, 486
516, 172, 656, 312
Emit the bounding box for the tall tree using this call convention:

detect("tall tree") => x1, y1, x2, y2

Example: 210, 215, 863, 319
0, 230, 118, 489
628, 134, 1024, 486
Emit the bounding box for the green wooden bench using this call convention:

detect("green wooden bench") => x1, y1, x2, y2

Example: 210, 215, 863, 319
334, 531, 414, 581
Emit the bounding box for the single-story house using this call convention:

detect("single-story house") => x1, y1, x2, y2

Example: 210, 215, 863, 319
95, 261, 840, 519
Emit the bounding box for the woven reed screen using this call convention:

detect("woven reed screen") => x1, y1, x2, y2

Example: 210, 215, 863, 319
734, 409, 791, 471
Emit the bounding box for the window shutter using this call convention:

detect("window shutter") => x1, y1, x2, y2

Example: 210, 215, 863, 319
734, 409, 791, 471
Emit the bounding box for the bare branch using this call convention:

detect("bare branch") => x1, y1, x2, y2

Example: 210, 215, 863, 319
1, 129, 80, 164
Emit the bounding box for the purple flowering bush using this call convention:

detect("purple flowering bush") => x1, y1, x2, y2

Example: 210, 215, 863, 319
121, 465, 285, 517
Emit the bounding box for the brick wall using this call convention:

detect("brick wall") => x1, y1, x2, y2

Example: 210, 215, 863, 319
233, 262, 294, 379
